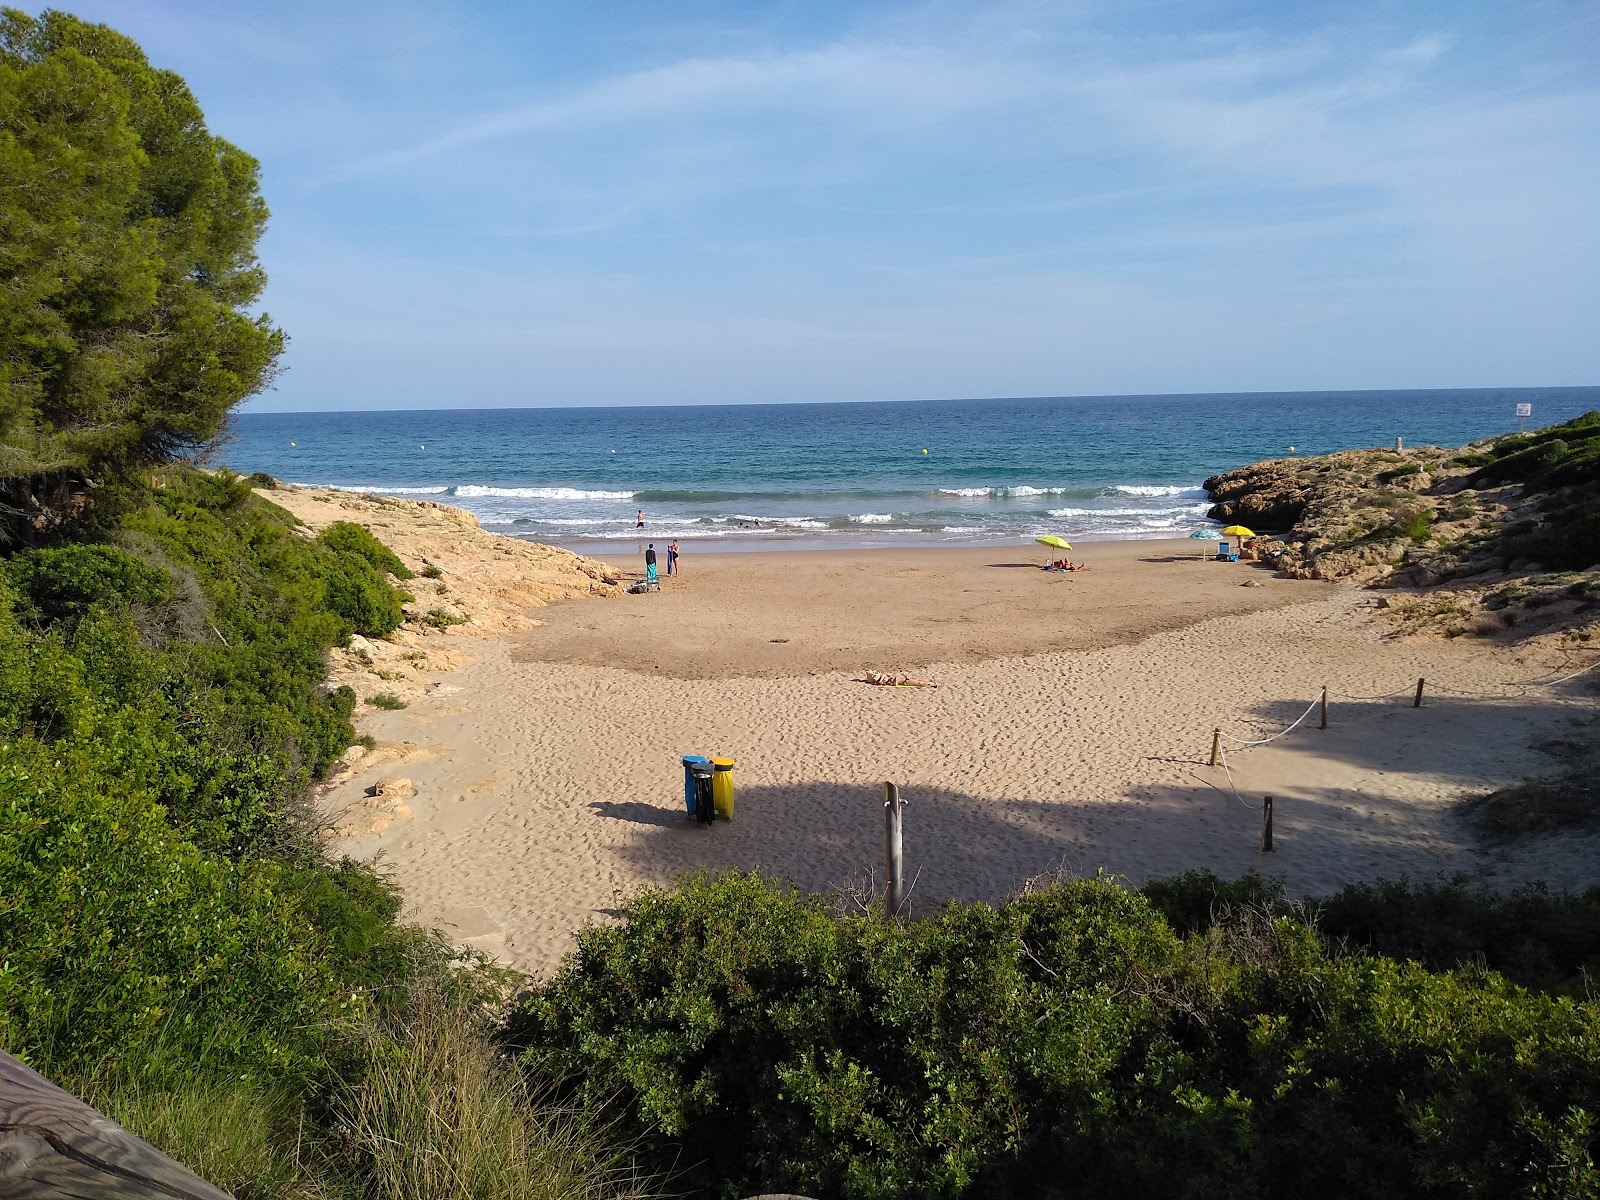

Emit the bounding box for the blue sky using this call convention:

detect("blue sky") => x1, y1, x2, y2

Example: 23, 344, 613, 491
61, 0, 1600, 410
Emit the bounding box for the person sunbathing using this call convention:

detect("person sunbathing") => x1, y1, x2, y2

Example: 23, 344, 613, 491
866, 671, 937, 687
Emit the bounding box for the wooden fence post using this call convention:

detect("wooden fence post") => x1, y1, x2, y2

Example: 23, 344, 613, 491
1319, 686, 1328, 729
1262, 796, 1274, 853
0, 1049, 233, 1198
1209, 728, 1221, 768
884, 782, 905, 918
1414, 677, 1426, 708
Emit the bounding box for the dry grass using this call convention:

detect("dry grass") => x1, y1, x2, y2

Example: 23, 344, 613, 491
333, 986, 662, 1200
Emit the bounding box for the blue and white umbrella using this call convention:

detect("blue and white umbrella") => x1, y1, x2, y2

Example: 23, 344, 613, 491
1189, 528, 1222, 540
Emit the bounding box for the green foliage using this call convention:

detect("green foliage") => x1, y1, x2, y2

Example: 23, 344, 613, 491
333, 983, 658, 1200
318, 521, 413, 579
0, 9, 283, 540
367, 692, 406, 710
1463, 412, 1600, 569
314, 549, 405, 639
512, 871, 1600, 1200
0, 466, 427, 1089
0, 737, 352, 1079
77, 1073, 324, 1199
420, 607, 467, 629
3, 542, 170, 624
420, 562, 444, 579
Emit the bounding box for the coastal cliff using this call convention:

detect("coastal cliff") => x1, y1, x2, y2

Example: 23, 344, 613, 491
1203, 412, 1600, 610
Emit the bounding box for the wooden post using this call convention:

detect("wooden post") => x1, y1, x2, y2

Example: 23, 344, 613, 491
1414, 677, 1425, 708
0, 1049, 233, 1198
1209, 728, 1221, 768
1319, 686, 1328, 729
884, 782, 905, 918
1262, 796, 1274, 852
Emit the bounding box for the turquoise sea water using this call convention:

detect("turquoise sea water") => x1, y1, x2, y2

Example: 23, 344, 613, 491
226, 388, 1599, 547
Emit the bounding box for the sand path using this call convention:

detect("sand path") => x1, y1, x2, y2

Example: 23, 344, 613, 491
321, 543, 1600, 975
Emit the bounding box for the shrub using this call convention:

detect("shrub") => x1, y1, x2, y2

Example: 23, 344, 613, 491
315, 550, 405, 638
421, 607, 467, 629
318, 521, 414, 579
420, 562, 444, 579
3, 543, 171, 625
511, 871, 1600, 1200
367, 692, 407, 710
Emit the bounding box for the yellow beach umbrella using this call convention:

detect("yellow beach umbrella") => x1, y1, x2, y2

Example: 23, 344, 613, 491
1035, 534, 1072, 550
1219, 524, 1255, 556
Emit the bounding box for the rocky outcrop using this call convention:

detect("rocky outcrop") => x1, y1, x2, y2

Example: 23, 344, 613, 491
256, 483, 627, 707
1200, 422, 1600, 641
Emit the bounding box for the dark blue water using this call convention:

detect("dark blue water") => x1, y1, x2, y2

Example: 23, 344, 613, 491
225, 388, 1598, 545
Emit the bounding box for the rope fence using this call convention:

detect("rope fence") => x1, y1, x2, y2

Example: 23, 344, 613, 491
1195, 651, 1600, 854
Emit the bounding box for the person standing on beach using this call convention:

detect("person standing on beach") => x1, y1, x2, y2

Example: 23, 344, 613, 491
667, 540, 679, 575
644, 542, 657, 582
636, 508, 645, 529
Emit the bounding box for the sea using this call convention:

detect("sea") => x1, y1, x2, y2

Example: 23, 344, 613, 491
224, 387, 1599, 550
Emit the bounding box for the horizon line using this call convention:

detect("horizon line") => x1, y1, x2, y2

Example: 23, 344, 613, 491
237, 382, 1600, 418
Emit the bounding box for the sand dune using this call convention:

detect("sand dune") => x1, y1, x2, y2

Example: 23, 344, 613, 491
315, 539, 1600, 975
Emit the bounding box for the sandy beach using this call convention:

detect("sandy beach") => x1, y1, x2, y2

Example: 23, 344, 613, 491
310, 533, 1600, 976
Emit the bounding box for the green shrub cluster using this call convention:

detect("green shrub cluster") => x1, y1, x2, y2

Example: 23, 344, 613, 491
1469, 411, 1600, 569
0, 467, 422, 1082
511, 871, 1600, 1199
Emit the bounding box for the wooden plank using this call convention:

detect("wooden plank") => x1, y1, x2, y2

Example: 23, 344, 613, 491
0, 1049, 232, 1199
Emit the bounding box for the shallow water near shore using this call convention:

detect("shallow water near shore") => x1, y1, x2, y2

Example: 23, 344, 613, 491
229, 386, 1599, 546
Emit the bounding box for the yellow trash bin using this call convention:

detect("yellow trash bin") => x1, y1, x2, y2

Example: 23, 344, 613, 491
711, 757, 736, 820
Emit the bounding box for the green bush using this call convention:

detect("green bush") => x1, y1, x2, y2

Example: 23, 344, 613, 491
420, 607, 467, 629
367, 692, 406, 710
0, 467, 432, 1090
318, 520, 414, 579
0, 739, 352, 1081
510, 871, 1600, 1200
3, 543, 171, 625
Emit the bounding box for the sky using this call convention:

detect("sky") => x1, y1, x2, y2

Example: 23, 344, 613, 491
57, 0, 1600, 410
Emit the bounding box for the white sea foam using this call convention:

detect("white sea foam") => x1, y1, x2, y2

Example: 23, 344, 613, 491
454, 485, 635, 500
1108, 485, 1209, 498
310, 483, 451, 495
1047, 504, 1210, 518
851, 513, 894, 523
938, 485, 1076, 498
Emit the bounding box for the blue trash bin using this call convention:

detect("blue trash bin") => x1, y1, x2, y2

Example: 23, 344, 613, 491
681, 755, 709, 814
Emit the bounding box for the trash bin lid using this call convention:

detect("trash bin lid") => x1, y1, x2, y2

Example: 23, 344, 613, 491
681, 755, 709, 765
711, 757, 735, 770
689, 762, 714, 777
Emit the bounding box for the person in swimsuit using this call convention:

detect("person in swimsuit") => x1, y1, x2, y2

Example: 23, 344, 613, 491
667, 540, 679, 575
636, 509, 645, 529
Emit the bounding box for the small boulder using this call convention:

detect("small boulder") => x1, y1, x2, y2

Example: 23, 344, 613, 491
365, 776, 414, 801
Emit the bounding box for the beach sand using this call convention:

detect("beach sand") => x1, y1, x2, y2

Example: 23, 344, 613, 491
317, 537, 1600, 975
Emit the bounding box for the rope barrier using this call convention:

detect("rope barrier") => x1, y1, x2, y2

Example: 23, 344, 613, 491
1216, 747, 1265, 809
1217, 696, 1322, 748
1326, 684, 1417, 701
1193, 643, 1600, 856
